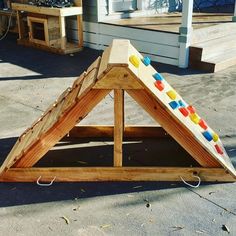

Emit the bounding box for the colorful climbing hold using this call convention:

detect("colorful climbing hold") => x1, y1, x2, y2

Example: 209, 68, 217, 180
189, 113, 200, 124
212, 133, 219, 142
166, 90, 177, 100
153, 73, 164, 81
215, 144, 224, 155
142, 56, 151, 66
187, 105, 196, 114
179, 107, 189, 117
129, 55, 140, 68
199, 119, 208, 130
169, 101, 179, 110
178, 100, 186, 107
154, 80, 165, 91
202, 131, 213, 141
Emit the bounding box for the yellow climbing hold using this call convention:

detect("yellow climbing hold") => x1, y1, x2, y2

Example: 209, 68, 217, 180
166, 90, 177, 100
129, 55, 140, 68
189, 113, 200, 124
212, 133, 219, 142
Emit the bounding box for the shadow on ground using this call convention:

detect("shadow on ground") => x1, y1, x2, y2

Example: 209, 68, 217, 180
0, 34, 101, 80
0, 33, 205, 80
0, 136, 226, 208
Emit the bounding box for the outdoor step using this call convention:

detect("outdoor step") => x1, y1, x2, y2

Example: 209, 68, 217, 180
190, 34, 236, 61
191, 22, 236, 44
190, 48, 236, 73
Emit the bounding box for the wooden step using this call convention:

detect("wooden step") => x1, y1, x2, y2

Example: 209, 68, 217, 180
190, 48, 236, 73
191, 22, 236, 44
190, 34, 236, 61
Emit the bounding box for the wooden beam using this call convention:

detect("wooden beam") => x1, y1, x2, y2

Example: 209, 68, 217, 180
69, 125, 169, 138
10, 89, 110, 169
113, 90, 124, 167
0, 167, 235, 182
93, 67, 143, 89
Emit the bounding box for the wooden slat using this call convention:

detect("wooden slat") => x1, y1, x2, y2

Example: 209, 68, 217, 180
10, 89, 110, 169
93, 67, 143, 89
97, 46, 112, 79
78, 57, 101, 98
0, 167, 235, 182
113, 90, 124, 167
108, 39, 130, 67
69, 125, 169, 138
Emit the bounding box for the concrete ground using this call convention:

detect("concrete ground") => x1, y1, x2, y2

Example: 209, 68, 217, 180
0, 34, 236, 236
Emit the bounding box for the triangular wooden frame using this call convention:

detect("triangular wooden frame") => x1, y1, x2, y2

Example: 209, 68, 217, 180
0, 40, 235, 183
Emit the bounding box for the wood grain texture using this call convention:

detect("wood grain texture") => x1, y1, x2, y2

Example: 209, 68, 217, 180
69, 125, 169, 138
108, 39, 130, 67
97, 46, 112, 79
0, 167, 235, 182
78, 57, 100, 97
113, 90, 124, 167
93, 67, 143, 89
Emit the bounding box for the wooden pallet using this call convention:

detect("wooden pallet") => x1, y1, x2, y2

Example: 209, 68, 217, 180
0, 39, 235, 183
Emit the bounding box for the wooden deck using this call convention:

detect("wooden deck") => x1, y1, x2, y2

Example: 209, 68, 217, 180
102, 13, 233, 34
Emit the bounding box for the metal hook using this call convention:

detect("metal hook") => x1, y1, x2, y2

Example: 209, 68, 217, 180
36, 176, 56, 187
180, 174, 201, 188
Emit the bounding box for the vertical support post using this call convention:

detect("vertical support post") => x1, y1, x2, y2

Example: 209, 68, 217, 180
77, 14, 83, 48
233, 0, 236, 22
108, 0, 113, 15
113, 89, 124, 167
178, 0, 193, 68
59, 16, 66, 51
16, 11, 24, 40
137, 0, 144, 10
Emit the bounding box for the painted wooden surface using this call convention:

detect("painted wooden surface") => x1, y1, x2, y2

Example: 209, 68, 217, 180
66, 20, 180, 66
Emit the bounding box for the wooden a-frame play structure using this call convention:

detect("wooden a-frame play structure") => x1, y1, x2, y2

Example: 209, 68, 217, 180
0, 40, 235, 183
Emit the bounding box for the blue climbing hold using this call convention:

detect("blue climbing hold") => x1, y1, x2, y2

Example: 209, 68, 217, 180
169, 101, 179, 110
178, 100, 186, 107
202, 131, 213, 142
153, 73, 164, 81
142, 56, 151, 66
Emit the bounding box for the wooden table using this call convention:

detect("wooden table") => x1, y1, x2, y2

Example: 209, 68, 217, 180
11, 3, 83, 54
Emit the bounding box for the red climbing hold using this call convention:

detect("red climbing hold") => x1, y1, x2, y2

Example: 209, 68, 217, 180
179, 107, 189, 117
187, 105, 196, 114
154, 80, 164, 91
199, 119, 208, 130
215, 144, 224, 155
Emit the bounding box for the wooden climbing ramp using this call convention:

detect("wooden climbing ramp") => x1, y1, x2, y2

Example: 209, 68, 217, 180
0, 39, 235, 183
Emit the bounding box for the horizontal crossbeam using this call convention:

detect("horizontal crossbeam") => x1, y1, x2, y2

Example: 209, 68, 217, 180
0, 167, 234, 182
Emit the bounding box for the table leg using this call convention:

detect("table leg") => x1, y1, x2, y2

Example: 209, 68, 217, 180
77, 14, 83, 48
59, 16, 66, 50
16, 10, 26, 40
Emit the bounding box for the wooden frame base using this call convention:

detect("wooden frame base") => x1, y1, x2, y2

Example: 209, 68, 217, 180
0, 167, 234, 182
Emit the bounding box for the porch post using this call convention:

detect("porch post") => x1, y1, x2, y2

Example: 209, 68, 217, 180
233, 0, 236, 22
178, 0, 193, 68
